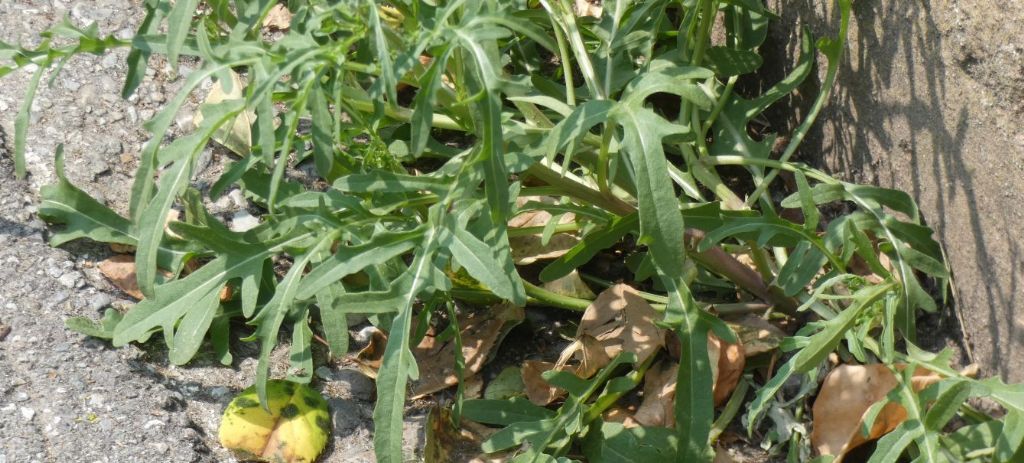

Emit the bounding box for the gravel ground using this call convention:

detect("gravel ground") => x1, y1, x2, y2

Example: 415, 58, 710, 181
0, 1, 423, 461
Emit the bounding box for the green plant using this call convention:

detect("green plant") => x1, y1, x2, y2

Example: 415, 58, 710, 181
4, 0, 1023, 461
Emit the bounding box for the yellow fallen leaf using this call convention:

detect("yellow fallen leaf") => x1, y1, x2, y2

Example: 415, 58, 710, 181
810, 364, 940, 461
218, 380, 330, 463
194, 70, 255, 156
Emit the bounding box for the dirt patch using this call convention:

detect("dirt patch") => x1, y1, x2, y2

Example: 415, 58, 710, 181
764, 0, 1024, 381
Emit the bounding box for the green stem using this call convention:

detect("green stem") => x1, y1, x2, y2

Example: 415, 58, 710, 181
745, 241, 776, 282
710, 379, 749, 444
583, 353, 658, 423
689, 0, 718, 67
549, 13, 576, 107
746, 2, 851, 206
702, 75, 738, 134
523, 280, 592, 311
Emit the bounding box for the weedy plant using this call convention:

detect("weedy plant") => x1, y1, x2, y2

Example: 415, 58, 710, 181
4, 0, 1024, 461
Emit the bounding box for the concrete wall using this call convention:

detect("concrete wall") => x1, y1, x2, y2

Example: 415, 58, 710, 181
765, 1, 1024, 380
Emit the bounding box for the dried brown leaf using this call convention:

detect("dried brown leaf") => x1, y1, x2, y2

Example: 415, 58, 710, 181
410, 303, 524, 398
263, 4, 293, 30
633, 333, 745, 427
575, 284, 665, 369
574, 0, 602, 17
354, 327, 387, 379
726, 314, 786, 357
810, 364, 941, 460
97, 254, 171, 300
508, 196, 579, 265
633, 360, 678, 427
709, 334, 745, 406
521, 360, 572, 406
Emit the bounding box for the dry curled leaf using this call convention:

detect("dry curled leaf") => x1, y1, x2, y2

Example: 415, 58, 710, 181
634, 334, 745, 427
521, 360, 572, 406
574, 0, 602, 17
522, 284, 667, 405
352, 304, 524, 397
709, 334, 745, 406
508, 196, 579, 265
411, 303, 524, 398
262, 4, 293, 30
726, 314, 787, 357
97, 254, 170, 300
633, 360, 679, 427
811, 364, 941, 461
573, 284, 665, 371
354, 327, 388, 378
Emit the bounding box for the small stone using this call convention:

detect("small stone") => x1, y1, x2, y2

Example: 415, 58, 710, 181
151, 442, 169, 454
88, 395, 104, 408
209, 387, 230, 400
228, 189, 247, 208
315, 367, 335, 381
57, 272, 81, 288
143, 419, 165, 430
229, 210, 260, 232
88, 293, 113, 311
20, 408, 35, 421
334, 369, 375, 401
14, 392, 29, 402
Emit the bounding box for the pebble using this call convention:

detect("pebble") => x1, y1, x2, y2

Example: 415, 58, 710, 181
88, 294, 113, 311
14, 392, 29, 402
57, 272, 81, 289
230, 210, 260, 232
20, 408, 35, 421
333, 369, 375, 401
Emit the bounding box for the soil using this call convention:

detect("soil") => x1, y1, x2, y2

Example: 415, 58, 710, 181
763, 0, 1024, 382
0, 1, 416, 461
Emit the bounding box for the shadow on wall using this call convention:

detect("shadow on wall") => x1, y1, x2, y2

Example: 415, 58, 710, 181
761, 0, 1023, 378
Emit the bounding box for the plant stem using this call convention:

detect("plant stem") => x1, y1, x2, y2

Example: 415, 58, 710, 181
523, 280, 592, 311
710, 379, 749, 443
582, 353, 658, 423
746, 3, 851, 207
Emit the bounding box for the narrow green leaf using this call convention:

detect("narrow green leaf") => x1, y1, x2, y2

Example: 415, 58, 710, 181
315, 284, 350, 359
373, 211, 443, 463
333, 171, 453, 195
166, 0, 200, 70
288, 311, 314, 383
462, 398, 555, 426
539, 212, 638, 282
444, 219, 526, 305
13, 62, 45, 179
252, 234, 338, 408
